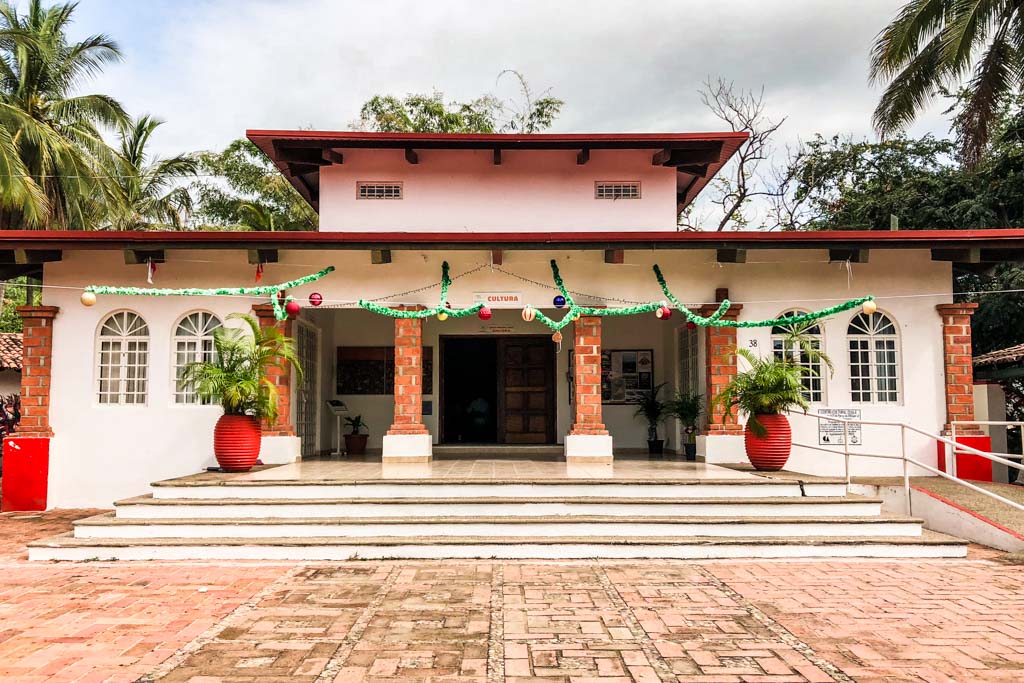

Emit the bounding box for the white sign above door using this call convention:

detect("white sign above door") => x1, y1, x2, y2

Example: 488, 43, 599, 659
473, 292, 524, 308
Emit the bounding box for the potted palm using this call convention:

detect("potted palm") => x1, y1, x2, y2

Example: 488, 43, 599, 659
633, 383, 667, 456
666, 391, 703, 461
180, 314, 302, 472
344, 415, 369, 455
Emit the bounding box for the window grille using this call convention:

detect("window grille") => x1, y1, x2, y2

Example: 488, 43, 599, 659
847, 311, 901, 403
595, 182, 640, 199
172, 312, 222, 404
97, 311, 149, 405
357, 182, 403, 199
771, 311, 825, 402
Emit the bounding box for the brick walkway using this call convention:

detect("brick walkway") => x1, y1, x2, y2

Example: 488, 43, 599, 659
1, 511, 1023, 682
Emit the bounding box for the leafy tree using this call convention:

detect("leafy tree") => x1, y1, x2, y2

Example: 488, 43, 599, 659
193, 139, 317, 231
357, 70, 563, 134
0, 0, 127, 229
0, 275, 25, 332
870, 0, 1024, 164
102, 115, 198, 230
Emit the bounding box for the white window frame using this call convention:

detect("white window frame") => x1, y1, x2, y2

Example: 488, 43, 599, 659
356, 181, 403, 199
847, 310, 902, 404
595, 181, 641, 199
96, 310, 150, 406
771, 310, 826, 403
171, 311, 222, 405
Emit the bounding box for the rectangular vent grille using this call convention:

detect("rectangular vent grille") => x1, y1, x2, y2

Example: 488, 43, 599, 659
595, 182, 640, 199
357, 182, 403, 199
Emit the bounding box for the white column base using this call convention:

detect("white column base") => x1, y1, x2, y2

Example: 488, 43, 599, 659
698, 434, 747, 465
382, 433, 433, 463
260, 435, 300, 464
564, 434, 614, 464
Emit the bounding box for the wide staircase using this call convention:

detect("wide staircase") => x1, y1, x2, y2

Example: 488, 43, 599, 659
28, 460, 968, 561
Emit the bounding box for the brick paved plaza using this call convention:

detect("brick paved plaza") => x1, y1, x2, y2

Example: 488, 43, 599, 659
1, 510, 1023, 682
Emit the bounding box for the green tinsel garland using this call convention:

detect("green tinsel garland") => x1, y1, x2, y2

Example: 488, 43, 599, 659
85, 266, 336, 321
652, 264, 873, 328
357, 261, 484, 319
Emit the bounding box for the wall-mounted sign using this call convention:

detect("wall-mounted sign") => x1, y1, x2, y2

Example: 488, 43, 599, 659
473, 292, 523, 308
817, 408, 862, 445
481, 325, 515, 334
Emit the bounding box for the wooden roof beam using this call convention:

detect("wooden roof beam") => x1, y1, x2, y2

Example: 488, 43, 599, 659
405, 148, 419, 164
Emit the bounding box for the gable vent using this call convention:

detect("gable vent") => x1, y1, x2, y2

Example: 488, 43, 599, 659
357, 182, 403, 199
595, 181, 640, 199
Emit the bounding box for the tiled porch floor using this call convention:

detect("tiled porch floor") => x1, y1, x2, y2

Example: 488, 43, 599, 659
225, 457, 765, 483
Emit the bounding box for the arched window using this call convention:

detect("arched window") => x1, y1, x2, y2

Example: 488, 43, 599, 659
771, 311, 825, 402
848, 311, 900, 403
97, 311, 150, 405
173, 311, 222, 404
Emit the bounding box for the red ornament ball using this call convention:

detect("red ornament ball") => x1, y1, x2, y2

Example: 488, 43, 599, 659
309, 292, 323, 307
285, 300, 301, 316
656, 305, 672, 320
478, 306, 493, 321
686, 321, 697, 331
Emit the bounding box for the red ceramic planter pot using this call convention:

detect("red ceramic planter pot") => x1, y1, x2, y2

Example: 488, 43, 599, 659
744, 413, 792, 471
213, 414, 262, 472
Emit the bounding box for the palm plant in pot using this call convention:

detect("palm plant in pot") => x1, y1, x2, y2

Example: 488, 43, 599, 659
633, 383, 667, 456
180, 314, 302, 472
666, 391, 702, 461
344, 415, 369, 456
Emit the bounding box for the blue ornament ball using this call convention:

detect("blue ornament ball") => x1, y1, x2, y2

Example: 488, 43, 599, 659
553, 295, 566, 309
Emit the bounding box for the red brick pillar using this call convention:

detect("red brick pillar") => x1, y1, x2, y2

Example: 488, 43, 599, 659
252, 304, 295, 437
16, 306, 59, 436
936, 303, 980, 433
1, 305, 58, 511
387, 309, 428, 438
570, 315, 608, 437
701, 290, 743, 435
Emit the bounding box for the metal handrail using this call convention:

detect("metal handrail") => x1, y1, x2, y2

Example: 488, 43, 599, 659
789, 410, 1024, 517
950, 420, 1024, 480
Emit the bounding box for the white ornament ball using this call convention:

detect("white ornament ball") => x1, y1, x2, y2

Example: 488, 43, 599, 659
862, 299, 878, 315
80, 291, 97, 307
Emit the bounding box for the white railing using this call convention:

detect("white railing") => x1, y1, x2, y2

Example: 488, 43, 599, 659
790, 411, 1024, 517
950, 420, 1024, 480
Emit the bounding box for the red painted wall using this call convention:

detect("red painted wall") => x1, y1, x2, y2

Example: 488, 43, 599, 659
1, 437, 49, 511
937, 435, 993, 482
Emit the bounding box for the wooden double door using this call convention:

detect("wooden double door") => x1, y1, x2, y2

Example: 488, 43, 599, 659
440, 335, 556, 444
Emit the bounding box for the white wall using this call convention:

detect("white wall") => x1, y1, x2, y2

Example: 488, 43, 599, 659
319, 149, 677, 232
40, 246, 952, 506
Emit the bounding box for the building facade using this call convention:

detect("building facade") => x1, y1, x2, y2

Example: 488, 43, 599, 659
0, 131, 1015, 510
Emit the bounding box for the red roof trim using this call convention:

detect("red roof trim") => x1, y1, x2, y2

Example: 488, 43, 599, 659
2, 229, 1024, 247
245, 130, 750, 144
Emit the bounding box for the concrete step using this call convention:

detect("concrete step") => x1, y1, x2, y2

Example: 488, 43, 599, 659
114, 494, 884, 519
27, 530, 969, 561
75, 512, 924, 539
148, 478, 848, 500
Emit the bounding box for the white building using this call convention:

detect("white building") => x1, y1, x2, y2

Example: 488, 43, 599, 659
0, 131, 1012, 512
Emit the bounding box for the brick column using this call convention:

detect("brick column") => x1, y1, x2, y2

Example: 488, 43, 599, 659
1, 306, 58, 511
570, 315, 608, 436
252, 304, 295, 437
382, 307, 432, 462
701, 289, 743, 435
17, 306, 59, 437
936, 303, 981, 433
565, 314, 613, 462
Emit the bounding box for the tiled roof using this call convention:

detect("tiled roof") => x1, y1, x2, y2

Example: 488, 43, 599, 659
974, 343, 1024, 368
0, 333, 21, 370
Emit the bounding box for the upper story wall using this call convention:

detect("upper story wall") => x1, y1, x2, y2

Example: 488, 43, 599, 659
318, 148, 679, 232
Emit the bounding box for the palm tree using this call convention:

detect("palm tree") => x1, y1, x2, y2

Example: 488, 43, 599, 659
870, 0, 1024, 164
102, 115, 197, 230
0, 0, 127, 229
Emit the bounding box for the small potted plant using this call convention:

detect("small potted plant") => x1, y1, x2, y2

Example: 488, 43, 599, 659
666, 391, 703, 461
181, 314, 302, 472
633, 383, 667, 456
344, 415, 369, 456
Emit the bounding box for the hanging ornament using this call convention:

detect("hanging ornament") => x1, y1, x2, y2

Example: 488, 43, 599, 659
285, 300, 301, 316
656, 305, 672, 320
80, 291, 97, 307
522, 306, 536, 322
478, 306, 493, 321
553, 295, 566, 308
255, 262, 264, 283
146, 258, 157, 285
686, 321, 697, 331
437, 311, 448, 321
552, 331, 563, 343
309, 292, 323, 307
862, 299, 878, 315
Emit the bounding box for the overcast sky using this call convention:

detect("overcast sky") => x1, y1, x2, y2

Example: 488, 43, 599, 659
65, 0, 952, 225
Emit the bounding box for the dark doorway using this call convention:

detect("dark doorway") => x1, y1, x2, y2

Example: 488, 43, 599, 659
440, 336, 556, 445
441, 338, 499, 443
